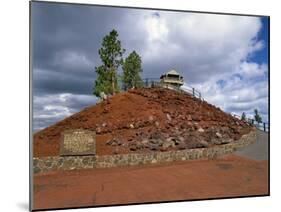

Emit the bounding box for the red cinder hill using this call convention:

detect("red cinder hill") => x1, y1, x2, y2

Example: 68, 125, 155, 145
34, 87, 253, 157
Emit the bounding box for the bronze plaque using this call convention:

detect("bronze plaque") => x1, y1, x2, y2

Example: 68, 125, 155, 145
60, 129, 96, 156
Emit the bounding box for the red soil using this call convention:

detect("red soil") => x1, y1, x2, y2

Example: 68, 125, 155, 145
34, 88, 253, 157
33, 154, 268, 210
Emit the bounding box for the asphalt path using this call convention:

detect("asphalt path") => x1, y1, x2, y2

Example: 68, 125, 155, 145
235, 130, 269, 160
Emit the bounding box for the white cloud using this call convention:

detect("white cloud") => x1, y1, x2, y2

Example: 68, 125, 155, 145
124, 12, 263, 80
124, 11, 268, 122
33, 93, 98, 131
33, 9, 268, 130
238, 61, 267, 78
144, 14, 168, 42
192, 67, 268, 122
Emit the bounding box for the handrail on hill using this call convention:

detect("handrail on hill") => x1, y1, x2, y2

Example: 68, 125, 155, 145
120, 78, 268, 132
121, 78, 204, 101
232, 114, 269, 132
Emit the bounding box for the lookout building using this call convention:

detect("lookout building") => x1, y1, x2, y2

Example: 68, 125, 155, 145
160, 70, 184, 87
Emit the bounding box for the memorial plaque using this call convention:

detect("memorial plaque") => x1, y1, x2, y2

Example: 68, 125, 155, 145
60, 129, 96, 156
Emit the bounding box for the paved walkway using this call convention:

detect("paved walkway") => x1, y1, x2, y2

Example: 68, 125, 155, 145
235, 130, 269, 160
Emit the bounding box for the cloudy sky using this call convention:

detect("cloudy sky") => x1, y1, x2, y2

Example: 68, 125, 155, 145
31, 2, 269, 132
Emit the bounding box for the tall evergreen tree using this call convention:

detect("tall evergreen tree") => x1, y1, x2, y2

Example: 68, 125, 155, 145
93, 29, 125, 96
241, 112, 246, 121
254, 109, 262, 123
93, 66, 112, 96
122, 51, 143, 89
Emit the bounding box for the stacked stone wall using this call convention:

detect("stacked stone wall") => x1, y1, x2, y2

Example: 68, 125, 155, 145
33, 130, 256, 174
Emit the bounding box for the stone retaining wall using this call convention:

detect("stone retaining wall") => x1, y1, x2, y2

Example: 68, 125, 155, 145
33, 130, 256, 174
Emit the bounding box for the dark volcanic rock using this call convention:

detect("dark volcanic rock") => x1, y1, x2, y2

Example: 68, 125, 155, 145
34, 87, 253, 157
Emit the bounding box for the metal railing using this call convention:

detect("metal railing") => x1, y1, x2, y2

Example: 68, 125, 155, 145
179, 84, 202, 100
119, 78, 269, 132
232, 114, 269, 132
120, 78, 203, 100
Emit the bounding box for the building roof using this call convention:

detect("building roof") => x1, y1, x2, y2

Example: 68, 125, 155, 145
160, 69, 182, 79
166, 69, 180, 76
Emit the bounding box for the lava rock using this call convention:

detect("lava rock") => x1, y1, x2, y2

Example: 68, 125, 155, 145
166, 113, 172, 121
187, 115, 193, 121
129, 145, 137, 151
177, 142, 186, 150
212, 139, 222, 145
136, 142, 143, 149
216, 132, 222, 138
198, 140, 209, 148
160, 146, 168, 151
106, 139, 113, 145
221, 138, 233, 144
141, 138, 149, 145
148, 115, 154, 122
162, 140, 175, 148
96, 127, 102, 134
113, 148, 120, 154
149, 144, 160, 151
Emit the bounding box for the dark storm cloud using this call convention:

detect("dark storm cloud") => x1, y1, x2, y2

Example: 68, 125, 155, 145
31, 2, 206, 96
31, 2, 154, 130
31, 2, 268, 130
32, 3, 123, 66
32, 2, 142, 96
33, 68, 95, 95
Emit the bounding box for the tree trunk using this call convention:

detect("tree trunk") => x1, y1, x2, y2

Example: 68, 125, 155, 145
111, 69, 115, 95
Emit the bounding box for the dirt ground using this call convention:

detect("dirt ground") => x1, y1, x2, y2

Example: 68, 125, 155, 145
32, 88, 266, 210
33, 88, 252, 157
33, 154, 268, 210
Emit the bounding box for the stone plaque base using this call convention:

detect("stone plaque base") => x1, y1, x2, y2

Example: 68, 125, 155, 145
60, 129, 96, 156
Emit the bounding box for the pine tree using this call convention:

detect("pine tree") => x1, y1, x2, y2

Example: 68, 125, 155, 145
93, 29, 125, 97
122, 51, 143, 89
241, 112, 246, 121
93, 66, 112, 96
254, 109, 262, 123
